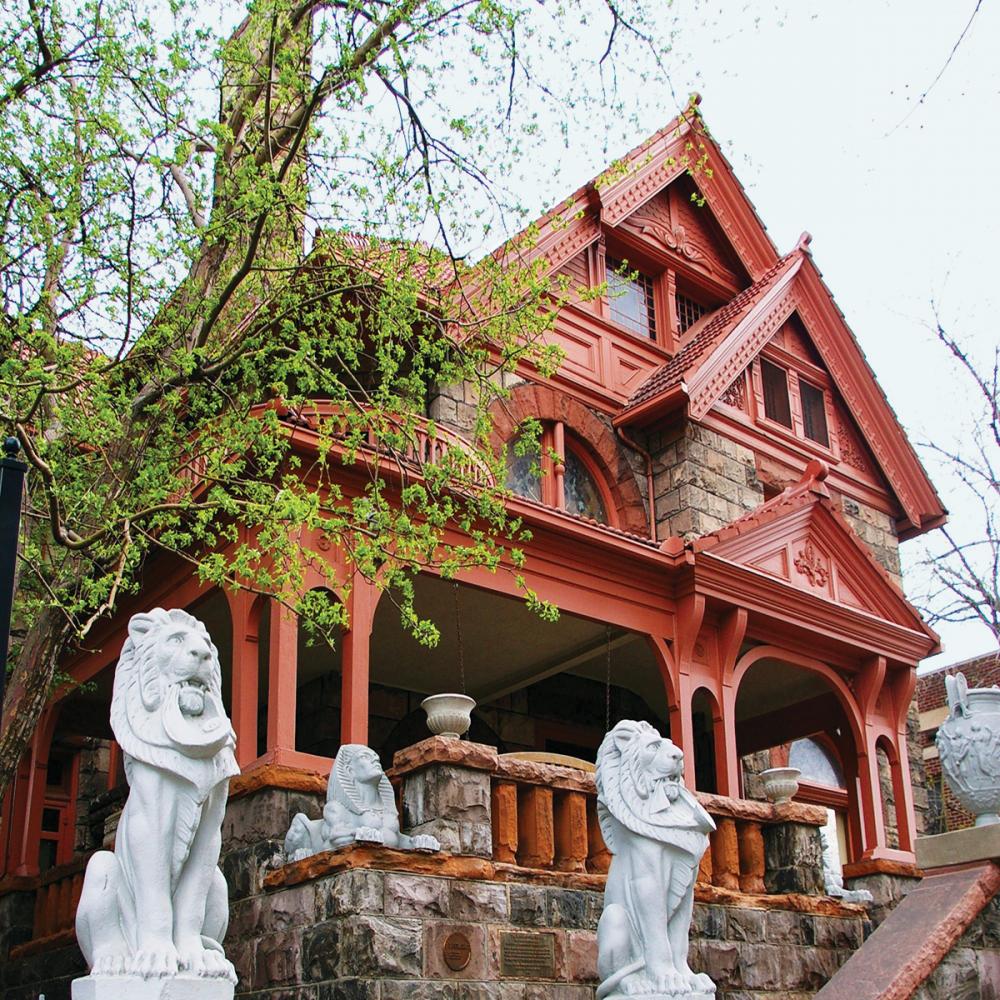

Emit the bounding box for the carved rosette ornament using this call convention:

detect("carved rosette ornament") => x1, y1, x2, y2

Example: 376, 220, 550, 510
937, 672, 1000, 827
794, 541, 829, 588
73, 609, 239, 999
595, 720, 716, 999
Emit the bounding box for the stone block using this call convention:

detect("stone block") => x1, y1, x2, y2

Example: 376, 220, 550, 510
402, 763, 492, 858
316, 980, 379, 1000
449, 880, 509, 922
384, 873, 450, 918
724, 906, 765, 943
508, 884, 548, 926
691, 903, 727, 940
564, 930, 598, 982
254, 929, 305, 989
303, 915, 421, 980
546, 888, 589, 929
316, 869, 385, 919
763, 822, 824, 895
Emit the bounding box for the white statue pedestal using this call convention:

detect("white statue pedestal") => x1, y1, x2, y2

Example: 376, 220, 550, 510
72, 976, 235, 1000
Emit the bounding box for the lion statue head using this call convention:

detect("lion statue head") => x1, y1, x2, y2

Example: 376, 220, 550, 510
330, 744, 397, 818
596, 720, 715, 858
111, 608, 238, 793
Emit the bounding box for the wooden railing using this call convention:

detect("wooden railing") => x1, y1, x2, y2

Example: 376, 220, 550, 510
5, 855, 91, 958
489, 755, 826, 894
174, 400, 495, 501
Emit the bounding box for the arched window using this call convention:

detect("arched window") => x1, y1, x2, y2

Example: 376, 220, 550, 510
789, 736, 845, 787
563, 446, 608, 522
505, 422, 612, 525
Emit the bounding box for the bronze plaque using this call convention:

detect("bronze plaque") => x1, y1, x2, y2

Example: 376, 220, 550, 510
443, 931, 472, 972
499, 931, 556, 979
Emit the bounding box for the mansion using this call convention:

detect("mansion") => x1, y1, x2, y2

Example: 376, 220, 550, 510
0, 107, 953, 997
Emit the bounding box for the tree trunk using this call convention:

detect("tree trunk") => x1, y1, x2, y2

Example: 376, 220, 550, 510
0, 606, 72, 800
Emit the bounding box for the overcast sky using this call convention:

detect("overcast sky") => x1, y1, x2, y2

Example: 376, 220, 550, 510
585, 1, 999, 668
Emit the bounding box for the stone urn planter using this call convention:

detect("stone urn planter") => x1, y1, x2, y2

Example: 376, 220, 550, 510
421, 693, 475, 738
760, 766, 801, 805
938, 672, 1000, 826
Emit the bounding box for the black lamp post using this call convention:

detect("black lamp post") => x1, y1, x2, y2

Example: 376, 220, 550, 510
0, 436, 27, 718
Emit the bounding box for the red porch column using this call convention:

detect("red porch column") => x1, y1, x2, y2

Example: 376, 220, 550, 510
1, 752, 32, 877
227, 589, 261, 768
670, 671, 697, 789
340, 575, 379, 746
887, 731, 917, 854
266, 604, 298, 753
857, 733, 888, 859
15, 707, 60, 876
714, 689, 740, 798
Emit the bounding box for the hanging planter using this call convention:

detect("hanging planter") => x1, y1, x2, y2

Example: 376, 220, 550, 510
421, 583, 475, 739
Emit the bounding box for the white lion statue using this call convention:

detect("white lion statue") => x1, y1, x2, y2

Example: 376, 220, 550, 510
284, 744, 439, 860
74, 609, 239, 992
595, 720, 716, 999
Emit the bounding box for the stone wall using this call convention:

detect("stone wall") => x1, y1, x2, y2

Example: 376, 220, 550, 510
647, 422, 764, 541
838, 497, 901, 582
910, 892, 1000, 999
229, 848, 864, 1000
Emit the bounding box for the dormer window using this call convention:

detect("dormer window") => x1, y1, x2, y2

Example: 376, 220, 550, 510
799, 379, 829, 447
607, 258, 656, 340
761, 358, 793, 428
754, 356, 833, 451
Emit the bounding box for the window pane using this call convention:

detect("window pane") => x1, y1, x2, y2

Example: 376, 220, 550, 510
789, 737, 845, 788
38, 838, 58, 872
761, 359, 793, 428
607, 259, 656, 339
41, 807, 61, 833
675, 292, 707, 334
505, 446, 541, 501
563, 448, 608, 523
800, 380, 829, 447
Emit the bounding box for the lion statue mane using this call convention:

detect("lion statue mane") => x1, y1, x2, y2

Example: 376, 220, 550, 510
595, 719, 716, 999
75, 608, 239, 988
284, 744, 439, 860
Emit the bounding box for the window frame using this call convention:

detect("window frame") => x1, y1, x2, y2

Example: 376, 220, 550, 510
750, 348, 838, 460
599, 239, 725, 354
504, 421, 618, 527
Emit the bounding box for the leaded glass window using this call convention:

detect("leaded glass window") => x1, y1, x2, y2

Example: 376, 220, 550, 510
607, 258, 656, 339
563, 447, 608, 523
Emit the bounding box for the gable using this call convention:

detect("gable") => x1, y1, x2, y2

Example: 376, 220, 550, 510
702, 500, 925, 630
616, 177, 748, 291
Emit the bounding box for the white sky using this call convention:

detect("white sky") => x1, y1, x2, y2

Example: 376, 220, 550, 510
573, 0, 999, 668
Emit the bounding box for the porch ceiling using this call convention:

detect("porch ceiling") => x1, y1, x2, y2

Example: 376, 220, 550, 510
368, 573, 666, 714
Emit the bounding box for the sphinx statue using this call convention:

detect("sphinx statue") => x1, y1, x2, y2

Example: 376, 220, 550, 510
284, 744, 440, 860
73, 609, 239, 998
595, 720, 716, 1000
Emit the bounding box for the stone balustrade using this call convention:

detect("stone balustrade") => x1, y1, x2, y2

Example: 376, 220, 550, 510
389, 737, 829, 898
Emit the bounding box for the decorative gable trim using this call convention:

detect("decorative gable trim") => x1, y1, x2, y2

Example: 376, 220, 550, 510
791, 262, 945, 534
686, 257, 803, 419
593, 113, 779, 281
692, 463, 937, 644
